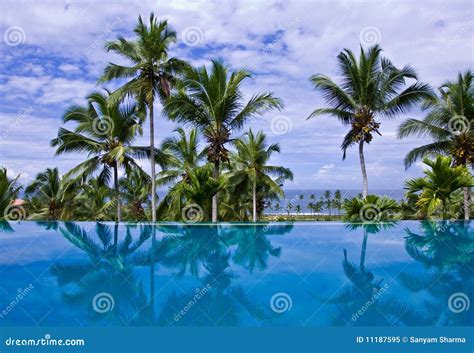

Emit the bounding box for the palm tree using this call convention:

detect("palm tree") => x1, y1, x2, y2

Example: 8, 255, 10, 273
164, 60, 283, 222
157, 127, 206, 187
74, 177, 114, 220
307, 45, 434, 197
0, 168, 22, 221
100, 13, 189, 222
51, 91, 159, 222
230, 130, 293, 222
334, 190, 342, 214
119, 168, 152, 221
25, 167, 73, 220
274, 202, 281, 214
312, 200, 324, 220
398, 71, 474, 219
405, 155, 474, 219
324, 190, 332, 217
157, 165, 226, 222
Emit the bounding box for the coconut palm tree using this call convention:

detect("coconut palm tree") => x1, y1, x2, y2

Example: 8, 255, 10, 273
307, 45, 434, 197
157, 127, 206, 187
25, 167, 74, 220
74, 177, 114, 220
398, 71, 474, 219
334, 190, 342, 215
51, 91, 161, 222
229, 130, 293, 222
164, 60, 283, 222
0, 168, 22, 222
100, 13, 189, 222
119, 168, 152, 221
157, 165, 226, 222
405, 155, 474, 219
324, 190, 332, 217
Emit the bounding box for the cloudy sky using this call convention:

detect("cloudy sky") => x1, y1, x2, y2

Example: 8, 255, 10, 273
0, 0, 472, 191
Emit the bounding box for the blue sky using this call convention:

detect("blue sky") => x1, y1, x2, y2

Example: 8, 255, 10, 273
0, 0, 472, 190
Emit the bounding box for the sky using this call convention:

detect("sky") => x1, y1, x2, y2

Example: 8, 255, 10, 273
0, 0, 472, 191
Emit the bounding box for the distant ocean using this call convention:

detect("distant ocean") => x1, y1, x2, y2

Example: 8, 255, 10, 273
157, 189, 406, 214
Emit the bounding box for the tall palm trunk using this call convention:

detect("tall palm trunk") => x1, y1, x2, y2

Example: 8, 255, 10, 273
463, 187, 470, 220
113, 164, 122, 222
212, 163, 219, 222
359, 141, 368, 198
149, 101, 157, 223
252, 177, 257, 222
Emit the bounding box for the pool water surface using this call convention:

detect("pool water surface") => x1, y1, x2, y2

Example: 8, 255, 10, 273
0, 221, 472, 327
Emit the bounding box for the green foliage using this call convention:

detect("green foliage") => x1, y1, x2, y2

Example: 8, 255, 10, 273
405, 155, 473, 219
227, 129, 293, 221
399, 70, 474, 168
308, 44, 434, 158
0, 168, 22, 220
157, 164, 226, 221
342, 195, 400, 222
164, 60, 283, 168
25, 168, 75, 220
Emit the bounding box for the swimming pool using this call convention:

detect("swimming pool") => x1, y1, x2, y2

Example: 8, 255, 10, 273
0, 221, 472, 327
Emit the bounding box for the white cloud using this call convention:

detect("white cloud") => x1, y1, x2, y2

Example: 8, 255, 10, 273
58, 63, 80, 73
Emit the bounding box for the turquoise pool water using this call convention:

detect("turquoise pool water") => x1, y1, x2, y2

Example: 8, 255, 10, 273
0, 221, 472, 327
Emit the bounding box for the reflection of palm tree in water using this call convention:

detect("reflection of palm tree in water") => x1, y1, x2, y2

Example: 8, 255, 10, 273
400, 221, 474, 325
226, 224, 289, 274
50, 222, 155, 325
49, 222, 290, 326
316, 221, 425, 326
157, 224, 291, 326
